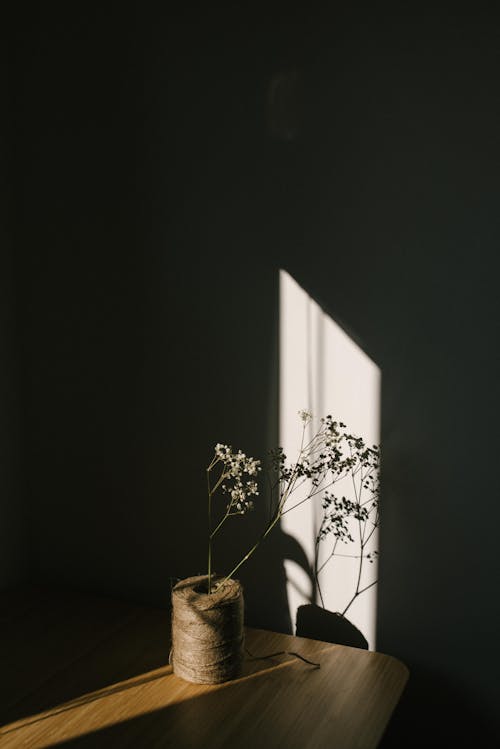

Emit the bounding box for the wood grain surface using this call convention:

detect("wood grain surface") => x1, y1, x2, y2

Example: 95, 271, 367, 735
0, 587, 408, 748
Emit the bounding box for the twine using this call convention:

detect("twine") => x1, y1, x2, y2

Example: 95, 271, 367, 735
171, 575, 244, 684
245, 646, 320, 669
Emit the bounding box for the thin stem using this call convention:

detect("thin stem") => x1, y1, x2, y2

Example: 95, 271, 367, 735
266, 470, 274, 524
342, 579, 378, 616
357, 579, 378, 596
355, 542, 364, 595
316, 537, 339, 575
280, 493, 314, 515
267, 472, 281, 524
359, 471, 368, 547
280, 473, 347, 516
210, 508, 231, 538
314, 536, 325, 608
207, 455, 220, 472
349, 447, 360, 506
207, 468, 212, 595
363, 522, 378, 546
211, 464, 228, 494
219, 510, 281, 587
328, 552, 364, 559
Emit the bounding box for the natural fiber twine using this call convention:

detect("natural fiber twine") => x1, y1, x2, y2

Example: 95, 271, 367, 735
171, 575, 244, 684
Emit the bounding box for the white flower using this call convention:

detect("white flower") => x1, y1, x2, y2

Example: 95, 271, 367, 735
212, 442, 260, 514
298, 409, 313, 424
245, 458, 260, 476
215, 443, 231, 459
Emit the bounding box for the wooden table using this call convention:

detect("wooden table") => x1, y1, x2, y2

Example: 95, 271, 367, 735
0, 587, 408, 748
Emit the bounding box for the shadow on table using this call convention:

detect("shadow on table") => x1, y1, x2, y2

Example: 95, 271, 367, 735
0, 587, 172, 726
379, 663, 499, 748
4, 654, 320, 748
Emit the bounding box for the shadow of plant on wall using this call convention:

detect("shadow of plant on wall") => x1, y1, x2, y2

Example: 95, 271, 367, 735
187, 409, 379, 666
274, 413, 380, 650
217, 413, 379, 644
279, 269, 381, 649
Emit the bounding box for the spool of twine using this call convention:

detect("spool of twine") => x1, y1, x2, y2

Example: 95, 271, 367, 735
171, 575, 244, 684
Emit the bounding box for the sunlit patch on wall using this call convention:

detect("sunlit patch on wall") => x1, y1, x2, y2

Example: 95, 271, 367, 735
279, 270, 381, 649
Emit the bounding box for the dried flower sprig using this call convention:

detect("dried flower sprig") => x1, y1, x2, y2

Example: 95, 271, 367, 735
314, 421, 380, 615
207, 444, 261, 593
206, 412, 380, 609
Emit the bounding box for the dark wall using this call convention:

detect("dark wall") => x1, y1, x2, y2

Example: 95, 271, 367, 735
9, 6, 500, 746
13, 6, 152, 600
281, 10, 500, 746
0, 16, 24, 588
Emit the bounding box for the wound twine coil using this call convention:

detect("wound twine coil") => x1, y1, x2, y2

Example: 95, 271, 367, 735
171, 575, 244, 684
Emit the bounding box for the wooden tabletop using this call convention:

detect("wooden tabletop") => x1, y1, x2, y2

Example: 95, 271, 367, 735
0, 587, 408, 748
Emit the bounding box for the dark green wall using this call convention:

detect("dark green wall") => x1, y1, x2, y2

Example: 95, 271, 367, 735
0, 15, 24, 588
7, 6, 500, 745
280, 11, 500, 745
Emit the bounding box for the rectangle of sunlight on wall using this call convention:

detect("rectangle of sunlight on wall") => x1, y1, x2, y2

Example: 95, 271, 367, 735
279, 269, 381, 650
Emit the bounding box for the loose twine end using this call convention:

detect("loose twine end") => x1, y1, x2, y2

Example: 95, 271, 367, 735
245, 646, 320, 669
